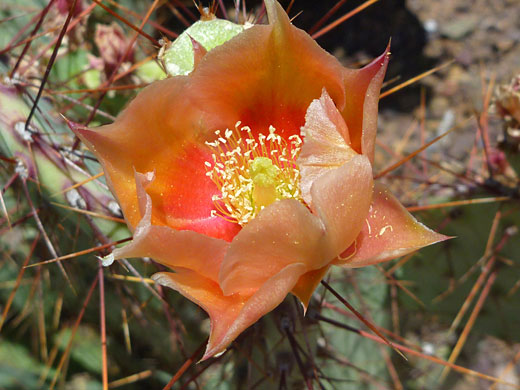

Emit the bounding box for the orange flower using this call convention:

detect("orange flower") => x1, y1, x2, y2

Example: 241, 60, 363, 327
73, 0, 447, 359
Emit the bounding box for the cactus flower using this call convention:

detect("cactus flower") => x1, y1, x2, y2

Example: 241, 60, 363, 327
72, 0, 447, 359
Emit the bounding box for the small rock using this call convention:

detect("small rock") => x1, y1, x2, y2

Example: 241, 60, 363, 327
440, 15, 479, 40
424, 18, 438, 35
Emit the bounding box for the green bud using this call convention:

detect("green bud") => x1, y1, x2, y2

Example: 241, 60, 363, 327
159, 18, 246, 77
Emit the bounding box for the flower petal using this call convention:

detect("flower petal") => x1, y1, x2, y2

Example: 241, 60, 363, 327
71, 78, 240, 241
291, 264, 331, 312
218, 199, 330, 296
71, 2, 349, 242
335, 183, 450, 267
152, 262, 307, 360
112, 171, 228, 282
188, 0, 346, 138
151, 270, 243, 359
310, 154, 374, 257
341, 45, 390, 163
298, 89, 358, 204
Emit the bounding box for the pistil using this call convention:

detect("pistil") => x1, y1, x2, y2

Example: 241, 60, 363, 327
205, 122, 302, 225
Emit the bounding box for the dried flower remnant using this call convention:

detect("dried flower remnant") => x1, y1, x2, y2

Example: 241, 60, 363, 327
94, 23, 135, 79
496, 74, 520, 125
47, 0, 87, 46
56, 0, 85, 17
495, 74, 520, 175
71, 0, 448, 359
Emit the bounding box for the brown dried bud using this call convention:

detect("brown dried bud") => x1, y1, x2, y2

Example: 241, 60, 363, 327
56, 0, 84, 17
94, 23, 134, 77
495, 74, 520, 125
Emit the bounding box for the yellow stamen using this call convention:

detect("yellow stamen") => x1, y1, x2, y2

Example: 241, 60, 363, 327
205, 122, 302, 225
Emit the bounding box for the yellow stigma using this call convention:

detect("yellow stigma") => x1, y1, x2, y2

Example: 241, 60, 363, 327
249, 157, 280, 209
205, 122, 302, 226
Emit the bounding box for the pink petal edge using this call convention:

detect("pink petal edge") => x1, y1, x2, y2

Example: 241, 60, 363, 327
341, 44, 390, 163
335, 183, 451, 267
298, 89, 358, 205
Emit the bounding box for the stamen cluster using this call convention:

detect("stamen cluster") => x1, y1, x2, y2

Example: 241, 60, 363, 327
205, 121, 303, 225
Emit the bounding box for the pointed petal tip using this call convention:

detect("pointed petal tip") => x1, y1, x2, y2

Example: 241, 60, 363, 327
430, 232, 454, 244
359, 41, 390, 73
187, 34, 208, 68
63, 113, 102, 139
150, 272, 170, 287
200, 345, 226, 362
411, 219, 454, 247
341, 42, 390, 161
336, 184, 452, 267
301, 302, 309, 316
373, 43, 391, 72
292, 292, 310, 314
265, 0, 290, 27
66, 119, 90, 136
67, 121, 107, 152
290, 265, 331, 313
263, 0, 277, 20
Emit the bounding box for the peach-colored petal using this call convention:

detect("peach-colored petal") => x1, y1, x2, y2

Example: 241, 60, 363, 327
218, 199, 331, 296
151, 270, 243, 358
310, 154, 374, 257
114, 228, 227, 282
291, 264, 331, 312
70, 80, 240, 242
298, 89, 358, 205
188, 0, 346, 137
112, 171, 228, 281
152, 262, 307, 360
341, 45, 390, 163
72, 77, 187, 228
71, 1, 350, 242
335, 183, 450, 267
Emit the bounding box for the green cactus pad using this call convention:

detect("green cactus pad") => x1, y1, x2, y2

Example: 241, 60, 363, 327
160, 18, 246, 77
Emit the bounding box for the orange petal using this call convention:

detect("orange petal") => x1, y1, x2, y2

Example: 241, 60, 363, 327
341, 45, 390, 163
151, 270, 242, 359
310, 154, 374, 257
152, 262, 307, 360
114, 228, 227, 282
291, 264, 331, 312
71, 2, 350, 241
71, 79, 240, 242
72, 77, 186, 228
218, 199, 331, 296
188, 0, 346, 137
335, 183, 450, 267
298, 89, 358, 205
112, 171, 228, 281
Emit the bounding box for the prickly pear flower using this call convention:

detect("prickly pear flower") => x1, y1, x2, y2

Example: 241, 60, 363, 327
72, 0, 447, 359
